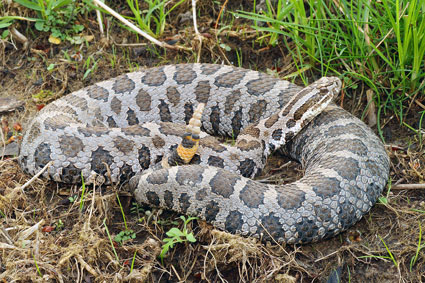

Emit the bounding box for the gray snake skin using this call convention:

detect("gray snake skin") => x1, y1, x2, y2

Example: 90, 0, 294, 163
19, 64, 390, 244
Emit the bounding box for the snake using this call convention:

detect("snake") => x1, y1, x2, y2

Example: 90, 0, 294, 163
19, 63, 390, 244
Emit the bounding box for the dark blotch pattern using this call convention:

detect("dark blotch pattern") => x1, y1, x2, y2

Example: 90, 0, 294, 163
78, 126, 109, 137
61, 164, 81, 183
164, 190, 174, 208
238, 159, 257, 178
146, 191, 160, 206
86, 85, 109, 101
173, 65, 197, 84
277, 185, 305, 209
208, 156, 224, 168
152, 135, 165, 148
159, 100, 172, 122
225, 210, 244, 233
205, 200, 220, 222
90, 147, 113, 175
240, 180, 264, 208
231, 108, 243, 136
200, 64, 221, 75
166, 86, 180, 106
112, 74, 135, 93
110, 97, 122, 114
107, 116, 118, 127
286, 119, 296, 128
34, 143, 51, 169
210, 106, 221, 134
122, 125, 150, 136
214, 70, 246, 88
44, 115, 75, 130
264, 113, 279, 128
138, 145, 151, 169
63, 94, 88, 109
184, 102, 194, 124
114, 136, 135, 154
146, 170, 168, 185
272, 129, 282, 141
210, 170, 237, 198
141, 67, 166, 86
136, 89, 151, 111
59, 135, 84, 157
225, 90, 241, 114
179, 193, 191, 213
248, 100, 267, 123
195, 81, 211, 103
126, 109, 139, 126
260, 214, 285, 240
246, 73, 277, 96
175, 166, 204, 185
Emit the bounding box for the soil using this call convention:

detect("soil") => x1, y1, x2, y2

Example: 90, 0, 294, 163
1, 1, 424, 282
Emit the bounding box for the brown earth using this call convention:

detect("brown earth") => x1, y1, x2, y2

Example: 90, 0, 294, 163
1, 1, 424, 282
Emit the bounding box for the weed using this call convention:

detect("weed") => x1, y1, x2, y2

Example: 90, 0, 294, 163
114, 194, 136, 246
68, 195, 77, 203
32, 89, 54, 102
360, 236, 399, 267
234, 0, 425, 136
103, 218, 120, 263
82, 56, 99, 80
55, 219, 64, 231
79, 171, 86, 211
114, 229, 136, 246
410, 221, 424, 271
14, 0, 87, 43
159, 216, 197, 264
124, 0, 185, 37
32, 252, 42, 277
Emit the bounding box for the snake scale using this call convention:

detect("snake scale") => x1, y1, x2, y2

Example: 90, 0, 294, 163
19, 63, 390, 244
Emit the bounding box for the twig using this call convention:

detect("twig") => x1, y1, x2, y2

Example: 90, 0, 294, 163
366, 89, 377, 127
0, 125, 5, 161
392, 183, 425, 190
91, 0, 191, 51
214, 0, 229, 29
10, 27, 29, 50
192, 0, 202, 62
94, 2, 104, 37
20, 161, 53, 191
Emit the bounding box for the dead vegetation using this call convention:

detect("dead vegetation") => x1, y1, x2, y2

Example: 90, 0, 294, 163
1, 0, 425, 282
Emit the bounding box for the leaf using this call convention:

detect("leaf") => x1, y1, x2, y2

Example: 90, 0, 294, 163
166, 228, 185, 238
186, 233, 196, 242
34, 20, 45, 31
14, 0, 43, 11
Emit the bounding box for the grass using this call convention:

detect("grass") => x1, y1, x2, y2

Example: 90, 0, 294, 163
234, 0, 425, 141
1, 0, 425, 281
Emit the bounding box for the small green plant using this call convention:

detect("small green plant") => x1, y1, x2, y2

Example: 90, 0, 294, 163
114, 229, 136, 245
32, 252, 42, 277
114, 194, 136, 246
124, 0, 186, 37
14, 0, 86, 43
79, 171, 86, 211
82, 55, 99, 80
55, 219, 64, 231
410, 221, 424, 271
68, 195, 77, 203
32, 89, 54, 101
159, 216, 197, 264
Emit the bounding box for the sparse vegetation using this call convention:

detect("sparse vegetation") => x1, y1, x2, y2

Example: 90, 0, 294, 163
0, 0, 424, 282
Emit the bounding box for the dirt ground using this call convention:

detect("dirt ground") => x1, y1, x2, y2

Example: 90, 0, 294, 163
1, 1, 425, 282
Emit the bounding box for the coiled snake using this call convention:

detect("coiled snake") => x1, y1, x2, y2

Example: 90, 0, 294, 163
19, 64, 389, 244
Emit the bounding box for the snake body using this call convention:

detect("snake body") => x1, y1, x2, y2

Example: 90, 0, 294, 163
19, 64, 389, 244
